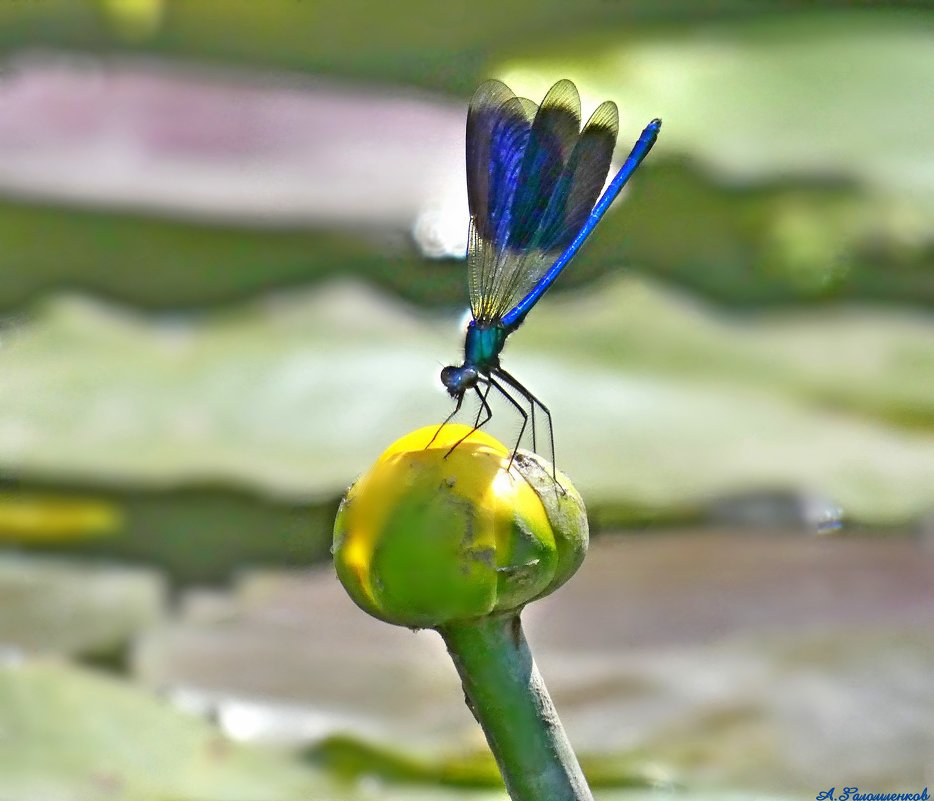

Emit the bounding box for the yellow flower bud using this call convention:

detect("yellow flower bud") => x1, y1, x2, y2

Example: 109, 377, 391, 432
333, 424, 588, 628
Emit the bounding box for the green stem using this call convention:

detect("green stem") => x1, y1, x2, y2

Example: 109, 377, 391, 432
438, 612, 593, 801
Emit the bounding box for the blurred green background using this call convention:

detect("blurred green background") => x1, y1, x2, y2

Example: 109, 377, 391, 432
0, 2, 932, 800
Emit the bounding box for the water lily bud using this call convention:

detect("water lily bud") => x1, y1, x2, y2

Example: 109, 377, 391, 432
333, 424, 588, 629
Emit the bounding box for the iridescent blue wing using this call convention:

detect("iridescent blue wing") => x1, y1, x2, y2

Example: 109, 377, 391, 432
544, 100, 619, 252
507, 79, 582, 250
466, 80, 536, 321
466, 80, 620, 324
466, 79, 521, 244
501, 115, 660, 329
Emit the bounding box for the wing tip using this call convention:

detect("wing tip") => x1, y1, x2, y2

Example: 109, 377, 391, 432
539, 78, 582, 123
469, 79, 516, 112
583, 100, 620, 140
545, 78, 580, 101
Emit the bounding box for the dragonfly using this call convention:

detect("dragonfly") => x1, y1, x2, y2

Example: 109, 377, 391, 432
436, 78, 661, 468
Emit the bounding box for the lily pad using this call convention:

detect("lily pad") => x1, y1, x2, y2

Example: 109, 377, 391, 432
0, 657, 808, 800
498, 11, 934, 213
136, 533, 934, 796
0, 18, 933, 310
0, 554, 164, 659
0, 659, 349, 801
0, 278, 931, 524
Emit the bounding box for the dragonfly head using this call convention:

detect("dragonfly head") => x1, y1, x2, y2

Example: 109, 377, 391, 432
440, 364, 479, 398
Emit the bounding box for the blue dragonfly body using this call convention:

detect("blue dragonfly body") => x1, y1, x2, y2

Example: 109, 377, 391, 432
438, 79, 660, 463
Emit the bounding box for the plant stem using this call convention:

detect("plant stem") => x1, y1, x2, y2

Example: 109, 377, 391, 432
438, 612, 593, 801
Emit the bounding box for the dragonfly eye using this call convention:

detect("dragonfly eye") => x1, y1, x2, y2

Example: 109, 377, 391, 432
440, 366, 457, 386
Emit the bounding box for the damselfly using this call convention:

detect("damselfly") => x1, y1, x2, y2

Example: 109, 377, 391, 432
436, 79, 660, 468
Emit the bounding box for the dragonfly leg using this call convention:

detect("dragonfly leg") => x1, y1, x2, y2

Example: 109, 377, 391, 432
493, 367, 558, 482
444, 382, 494, 459
426, 391, 465, 449
485, 376, 528, 472
473, 380, 493, 428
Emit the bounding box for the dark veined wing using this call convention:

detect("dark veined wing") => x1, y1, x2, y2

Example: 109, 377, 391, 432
465, 79, 520, 239
548, 100, 619, 251
466, 80, 536, 321
508, 80, 581, 250
466, 79, 619, 324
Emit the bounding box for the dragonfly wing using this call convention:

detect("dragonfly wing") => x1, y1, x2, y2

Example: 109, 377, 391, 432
473, 81, 582, 322
547, 100, 619, 252
502, 113, 659, 330
465, 79, 518, 240
509, 79, 581, 251
466, 82, 538, 321
466, 80, 621, 324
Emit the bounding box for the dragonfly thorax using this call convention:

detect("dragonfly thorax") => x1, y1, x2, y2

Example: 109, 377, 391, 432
464, 320, 508, 367
440, 321, 508, 398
